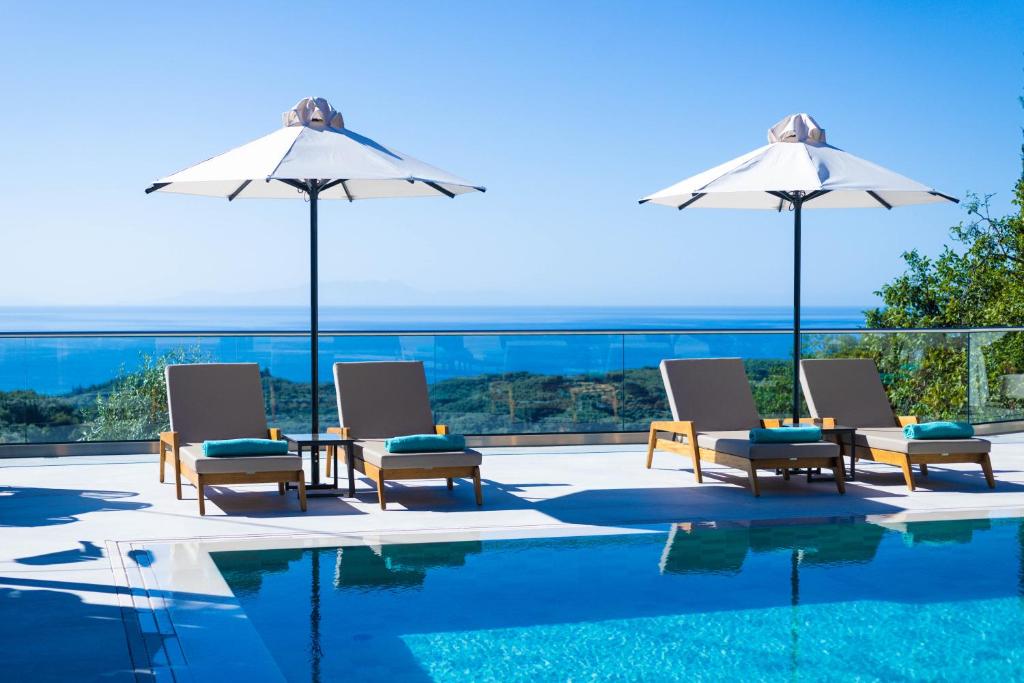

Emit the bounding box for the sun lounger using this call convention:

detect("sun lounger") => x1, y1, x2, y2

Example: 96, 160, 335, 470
328, 361, 483, 509
800, 358, 994, 491
159, 363, 306, 515
646, 358, 845, 496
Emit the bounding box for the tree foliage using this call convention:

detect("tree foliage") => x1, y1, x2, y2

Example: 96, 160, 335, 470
82, 347, 208, 441
862, 101, 1024, 420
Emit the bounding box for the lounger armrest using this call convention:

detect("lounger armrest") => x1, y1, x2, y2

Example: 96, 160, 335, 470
268, 427, 282, 440
649, 421, 697, 449
159, 431, 180, 465
649, 420, 693, 433
327, 426, 352, 438
897, 415, 919, 427
159, 430, 179, 451
435, 424, 449, 435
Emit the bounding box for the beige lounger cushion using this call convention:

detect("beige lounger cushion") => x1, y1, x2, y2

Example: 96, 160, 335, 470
353, 440, 483, 470
696, 431, 839, 460
179, 444, 302, 475
854, 428, 990, 455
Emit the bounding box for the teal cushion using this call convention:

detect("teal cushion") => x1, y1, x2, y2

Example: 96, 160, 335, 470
384, 434, 467, 453
203, 438, 288, 457
903, 421, 974, 440
748, 426, 822, 444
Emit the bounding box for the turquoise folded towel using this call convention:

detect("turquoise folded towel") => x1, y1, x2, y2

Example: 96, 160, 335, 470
903, 421, 974, 440
384, 434, 467, 453
748, 426, 822, 444
203, 438, 288, 456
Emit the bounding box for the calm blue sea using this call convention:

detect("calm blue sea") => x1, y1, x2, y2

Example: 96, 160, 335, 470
0, 306, 868, 394
0, 305, 866, 332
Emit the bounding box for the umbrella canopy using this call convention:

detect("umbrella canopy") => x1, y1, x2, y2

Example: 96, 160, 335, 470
148, 96, 484, 200
641, 113, 957, 420
147, 97, 484, 447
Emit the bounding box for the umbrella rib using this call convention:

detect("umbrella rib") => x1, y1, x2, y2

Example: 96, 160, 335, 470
144, 182, 170, 194
766, 190, 795, 205
866, 190, 892, 210
929, 191, 960, 204
316, 178, 355, 202
677, 193, 705, 210
227, 180, 252, 202
421, 180, 456, 199
802, 189, 831, 204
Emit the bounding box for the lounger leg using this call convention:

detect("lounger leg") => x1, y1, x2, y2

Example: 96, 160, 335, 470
645, 427, 657, 469
691, 450, 703, 483
197, 476, 206, 516
159, 447, 165, 483
900, 456, 916, 491
325, 447, 331, 478
981, 453, 996, 489
747, 464, 761, 497
446, 478, 454, 490
297, 470, 307, 512
472, 466, 483, 506
833, 457, 846, 495
782, 468, 790, 481
376, 472, 387, 510
174, 456, 182, 500
919, 463, 929, 477
278, 482, 285, 495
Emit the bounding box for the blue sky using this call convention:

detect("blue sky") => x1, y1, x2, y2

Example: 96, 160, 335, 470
1, 1, 1022, 308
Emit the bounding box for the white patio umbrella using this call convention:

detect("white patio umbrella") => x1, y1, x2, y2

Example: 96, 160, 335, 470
147, 97, 484, 437
641, 113, 957, 421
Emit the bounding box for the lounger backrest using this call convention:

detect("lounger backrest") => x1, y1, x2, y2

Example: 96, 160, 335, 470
333, 361, 436, 438
165, 363, 269, 443
799, 358, 897, 428
659, 358, 762, 431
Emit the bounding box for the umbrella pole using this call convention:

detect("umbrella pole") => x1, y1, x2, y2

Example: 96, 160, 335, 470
310, 181, 320, 436
791, 196, 803, 423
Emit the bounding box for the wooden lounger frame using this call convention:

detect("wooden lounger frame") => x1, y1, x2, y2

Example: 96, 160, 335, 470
841, 415, 994, 491
327, 424, 483, 510
158, 427, 307, 515
645, 418, 846, 497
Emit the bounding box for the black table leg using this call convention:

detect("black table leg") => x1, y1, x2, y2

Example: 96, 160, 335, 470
847, 434, 856, 480
332, 444, 338, 489
311, 444, 321, 486
346, 442, 355, 498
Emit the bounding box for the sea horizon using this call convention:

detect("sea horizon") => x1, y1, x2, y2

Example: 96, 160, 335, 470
0, 304, 872, 332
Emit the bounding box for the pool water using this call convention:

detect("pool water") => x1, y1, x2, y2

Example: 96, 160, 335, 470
213, 517, 1024, 682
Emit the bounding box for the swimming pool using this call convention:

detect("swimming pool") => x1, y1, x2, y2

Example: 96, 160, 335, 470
213, 517, 1024, 682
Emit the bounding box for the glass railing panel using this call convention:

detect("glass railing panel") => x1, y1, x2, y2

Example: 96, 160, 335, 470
0, 328, 998, 446
622, 333, 793, 429
429, 333, 624, 434
968, 330, 1024, 423
802, 331, 969, 421
1, 335, 168, 443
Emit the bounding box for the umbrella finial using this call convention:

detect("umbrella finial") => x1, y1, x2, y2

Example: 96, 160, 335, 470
768, 113, 825, 144
283, 97, 344, 130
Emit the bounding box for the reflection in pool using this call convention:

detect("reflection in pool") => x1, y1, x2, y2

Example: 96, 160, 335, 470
213, 517, 1024, 682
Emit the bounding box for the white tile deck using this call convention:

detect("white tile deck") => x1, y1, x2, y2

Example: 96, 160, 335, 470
3, 436, 1024, 680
